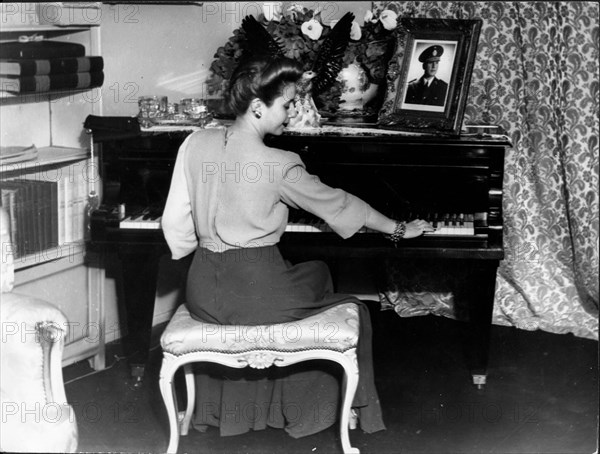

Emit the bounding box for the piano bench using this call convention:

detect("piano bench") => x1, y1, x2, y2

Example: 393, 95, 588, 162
159, 303, 361, 454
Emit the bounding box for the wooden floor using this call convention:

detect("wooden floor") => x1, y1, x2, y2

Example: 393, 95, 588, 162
63, 307, 598, 454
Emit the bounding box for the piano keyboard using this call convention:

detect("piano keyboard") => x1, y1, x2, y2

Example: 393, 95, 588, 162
286, 213, 478, 236
119, 209, 162, 229
119, 209, 482, 237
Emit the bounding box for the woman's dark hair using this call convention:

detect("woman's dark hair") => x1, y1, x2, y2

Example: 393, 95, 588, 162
227, 55, 303, 116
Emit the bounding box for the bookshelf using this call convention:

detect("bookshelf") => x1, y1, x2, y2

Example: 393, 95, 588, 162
0, 18, 105, 370
0, 153, 94, 271
0, 23, 102, 99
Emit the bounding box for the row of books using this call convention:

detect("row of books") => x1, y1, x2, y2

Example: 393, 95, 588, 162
1, 163, 89, 258
0, 40, 104, 94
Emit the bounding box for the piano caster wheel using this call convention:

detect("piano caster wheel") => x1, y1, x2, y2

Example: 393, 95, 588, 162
130, 364, 145, 389
131, 376, 143, 389
472, 374, 486, 390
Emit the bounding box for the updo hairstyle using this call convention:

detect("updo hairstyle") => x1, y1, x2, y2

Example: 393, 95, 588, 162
227, 55, 303, 116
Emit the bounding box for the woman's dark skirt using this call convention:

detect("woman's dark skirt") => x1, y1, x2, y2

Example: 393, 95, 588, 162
185, 245, 385, 438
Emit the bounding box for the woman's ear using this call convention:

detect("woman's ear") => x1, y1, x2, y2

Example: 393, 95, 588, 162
250, 98, 263, 111
250, 98, 264, 119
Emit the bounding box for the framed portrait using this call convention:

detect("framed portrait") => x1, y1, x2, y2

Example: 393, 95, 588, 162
378, 18, 482, 135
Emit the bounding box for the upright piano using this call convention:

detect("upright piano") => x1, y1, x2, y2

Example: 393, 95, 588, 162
87, 118, 509, 388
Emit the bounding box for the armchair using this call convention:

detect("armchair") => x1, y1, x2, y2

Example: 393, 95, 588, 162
0, 207, 78, 453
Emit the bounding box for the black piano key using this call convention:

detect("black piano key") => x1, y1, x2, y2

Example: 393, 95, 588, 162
127, 207, 145, 219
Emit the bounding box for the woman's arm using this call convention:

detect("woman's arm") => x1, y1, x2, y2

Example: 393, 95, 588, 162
365, 206, 436, 240
161, 139, 198, 259
280, 155, 434, 240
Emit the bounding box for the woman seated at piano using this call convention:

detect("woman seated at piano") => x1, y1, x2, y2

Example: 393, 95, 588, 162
161, 55, 434, 439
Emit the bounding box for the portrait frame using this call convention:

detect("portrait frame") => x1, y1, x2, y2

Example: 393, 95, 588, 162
378, 18, 482, 136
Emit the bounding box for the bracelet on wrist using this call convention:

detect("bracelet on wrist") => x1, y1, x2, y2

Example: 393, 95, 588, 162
385, 221, 406, 243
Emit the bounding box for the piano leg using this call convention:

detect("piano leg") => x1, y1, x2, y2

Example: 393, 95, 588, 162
457, 260, 499, 390
119, 244, 162, 386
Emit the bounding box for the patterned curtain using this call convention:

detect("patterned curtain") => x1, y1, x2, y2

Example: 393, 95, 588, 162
374, 1, 599, 339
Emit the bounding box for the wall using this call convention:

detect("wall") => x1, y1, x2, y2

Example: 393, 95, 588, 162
99, 1, 371, 116
99, 2, 234, 116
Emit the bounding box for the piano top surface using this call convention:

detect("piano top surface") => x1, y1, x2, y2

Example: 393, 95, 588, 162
134, 123, 511, 145
279, 126, 510, 144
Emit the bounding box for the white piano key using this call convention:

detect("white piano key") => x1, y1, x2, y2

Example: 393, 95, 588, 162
120, 215, 162, 230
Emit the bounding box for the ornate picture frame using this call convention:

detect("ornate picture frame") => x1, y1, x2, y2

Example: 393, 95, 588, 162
378, 18, 482, 135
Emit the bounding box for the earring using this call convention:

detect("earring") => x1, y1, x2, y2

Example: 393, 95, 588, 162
253, 110, 262, 119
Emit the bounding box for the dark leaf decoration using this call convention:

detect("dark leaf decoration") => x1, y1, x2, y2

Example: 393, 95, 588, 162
311, 12, 355, 95
207, 8, 396, 114
240, 15, 285, 59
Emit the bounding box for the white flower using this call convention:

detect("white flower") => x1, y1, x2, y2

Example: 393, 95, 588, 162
301, 19, 323, 40
287, 4, 303, 21
364, 10, 378, 23
379, 9, 398, 30
349, 20, 362, 40
263, 2, 283, 22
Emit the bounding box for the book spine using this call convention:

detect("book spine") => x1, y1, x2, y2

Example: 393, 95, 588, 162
1, 188, 18, 258
38, 180, 53, 252
52, 56, 104, 75
1, 71, 105, 93
0, 56, 104, 76
49, 181, 59, 249
0, 42, 86, 59
72, 169, 83, 242
64, 168, 73, 245
57, 175, 65, 245
1, 183, 22, 258
0, 59, 37, 76
14, 187, 25, 258
33, 180, 44, 253
22, 181, 33, 256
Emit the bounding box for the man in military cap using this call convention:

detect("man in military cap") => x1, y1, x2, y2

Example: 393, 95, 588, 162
404, 45, 449, 106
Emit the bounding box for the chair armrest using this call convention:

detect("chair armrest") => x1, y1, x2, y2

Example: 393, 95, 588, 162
1, 292, 69, 405
0, 293, 78, 453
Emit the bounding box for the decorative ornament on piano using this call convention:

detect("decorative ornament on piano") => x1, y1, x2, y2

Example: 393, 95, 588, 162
206, 4, 398, 125
335, 9, 397, 121
137, 95, 214, 128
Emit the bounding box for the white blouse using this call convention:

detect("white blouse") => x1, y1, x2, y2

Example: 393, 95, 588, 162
162, 128, 372, 259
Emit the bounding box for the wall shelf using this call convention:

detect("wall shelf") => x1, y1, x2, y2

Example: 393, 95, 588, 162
1, 17, 104, 370
0, 87, 100, 100
0, 24, 98, 33
1, 146, 89, 172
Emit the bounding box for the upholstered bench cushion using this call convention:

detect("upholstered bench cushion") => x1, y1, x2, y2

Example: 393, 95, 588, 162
161, 303, 360, 356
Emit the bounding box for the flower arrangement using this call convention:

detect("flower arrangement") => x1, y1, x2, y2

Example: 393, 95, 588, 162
206, 4, 398, 114
343, 9, 398, 86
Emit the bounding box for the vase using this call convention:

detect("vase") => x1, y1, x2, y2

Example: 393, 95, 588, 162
337, 61, 379, 113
